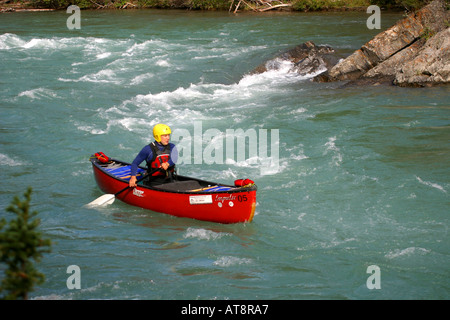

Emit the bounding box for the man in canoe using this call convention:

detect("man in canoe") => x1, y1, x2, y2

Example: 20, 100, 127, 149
129, 123, 178, 187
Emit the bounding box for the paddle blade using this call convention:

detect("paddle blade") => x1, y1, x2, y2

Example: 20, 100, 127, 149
86, 194, 115, 207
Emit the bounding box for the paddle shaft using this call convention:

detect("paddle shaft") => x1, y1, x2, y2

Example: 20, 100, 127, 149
114, 167, 166, 197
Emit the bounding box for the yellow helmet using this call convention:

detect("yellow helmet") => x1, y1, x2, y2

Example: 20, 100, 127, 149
153, 123, 171, 143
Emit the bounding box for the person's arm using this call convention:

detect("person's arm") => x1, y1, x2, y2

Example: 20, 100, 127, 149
129, 176, 138, 188
129, 146, 152, 187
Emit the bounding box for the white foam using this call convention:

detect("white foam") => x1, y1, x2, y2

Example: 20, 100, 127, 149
238, 57, 325, 89
184, 227, 231, 241
0, 33, 61, 50
385, 247, 430, 259
290, 144, 309, 161
60, 68, 121, 84
323, 136, 342, 166
130, 72, 154, 85
17, 88, 58, 100
123, 39, 164, 56
219, 168, 238, 179
0, 33, 26, 49
23, 38, 58, 49
96, 52, 112, 60
79, 69, 119, 84
113, 65, 311, 129
156, 59, 170, 67
415, 176, 447, 193
324, 136, 338, 152
0, 153, 27, 166
213, 256, 252, 267
75, 123, 108, 135
0, 34, 94, 51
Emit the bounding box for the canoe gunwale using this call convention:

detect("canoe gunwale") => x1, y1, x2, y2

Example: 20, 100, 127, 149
90, 155, 258, 223
90, 156, 257, 195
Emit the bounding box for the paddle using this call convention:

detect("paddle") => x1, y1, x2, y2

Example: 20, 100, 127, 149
86, 168, 160, 207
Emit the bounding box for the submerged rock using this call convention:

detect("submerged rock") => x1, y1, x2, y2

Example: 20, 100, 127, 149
251, 41, 341, 77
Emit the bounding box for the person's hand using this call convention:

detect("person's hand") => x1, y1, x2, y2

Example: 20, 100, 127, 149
129, 176, 137, 188
160, 162, 170, 171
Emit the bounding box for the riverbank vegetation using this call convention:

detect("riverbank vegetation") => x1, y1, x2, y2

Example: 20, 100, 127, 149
1, 0, 434, 11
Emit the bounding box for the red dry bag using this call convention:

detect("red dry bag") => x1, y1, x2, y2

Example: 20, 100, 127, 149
95, 152, 110, 163
234, 178, 254, 187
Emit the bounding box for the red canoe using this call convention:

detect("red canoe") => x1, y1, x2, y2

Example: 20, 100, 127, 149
90, 156, 257, 224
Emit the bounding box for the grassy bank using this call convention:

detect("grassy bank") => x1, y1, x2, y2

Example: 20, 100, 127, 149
1, 0, 433, 11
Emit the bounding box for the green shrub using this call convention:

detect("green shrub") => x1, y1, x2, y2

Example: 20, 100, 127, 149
0, 188, 51, 300
17, 0, 435, 11
292, 0, 371, 11
187, 0, 230, 10
369, 0, 431, 10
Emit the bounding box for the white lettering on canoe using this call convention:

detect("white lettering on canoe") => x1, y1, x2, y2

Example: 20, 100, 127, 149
215, 195, 236, 203
133, 188, 144, 197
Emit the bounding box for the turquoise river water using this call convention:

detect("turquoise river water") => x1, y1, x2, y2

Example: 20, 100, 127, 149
0, 9, 448, 300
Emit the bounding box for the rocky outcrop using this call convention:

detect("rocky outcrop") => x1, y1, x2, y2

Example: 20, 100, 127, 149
315, 0, 449, 87
394, 27, 450, 86
251, 41, 341, 77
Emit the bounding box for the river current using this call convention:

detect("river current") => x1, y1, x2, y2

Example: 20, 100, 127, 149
0, 9, 448, 300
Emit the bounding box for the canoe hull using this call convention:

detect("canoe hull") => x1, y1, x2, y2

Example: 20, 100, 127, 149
91, 157, 257, 224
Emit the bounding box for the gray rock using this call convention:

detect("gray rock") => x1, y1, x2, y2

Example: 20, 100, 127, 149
394, 28, 450, 87
316, 0, 449, 87
363, 38, 426, 79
